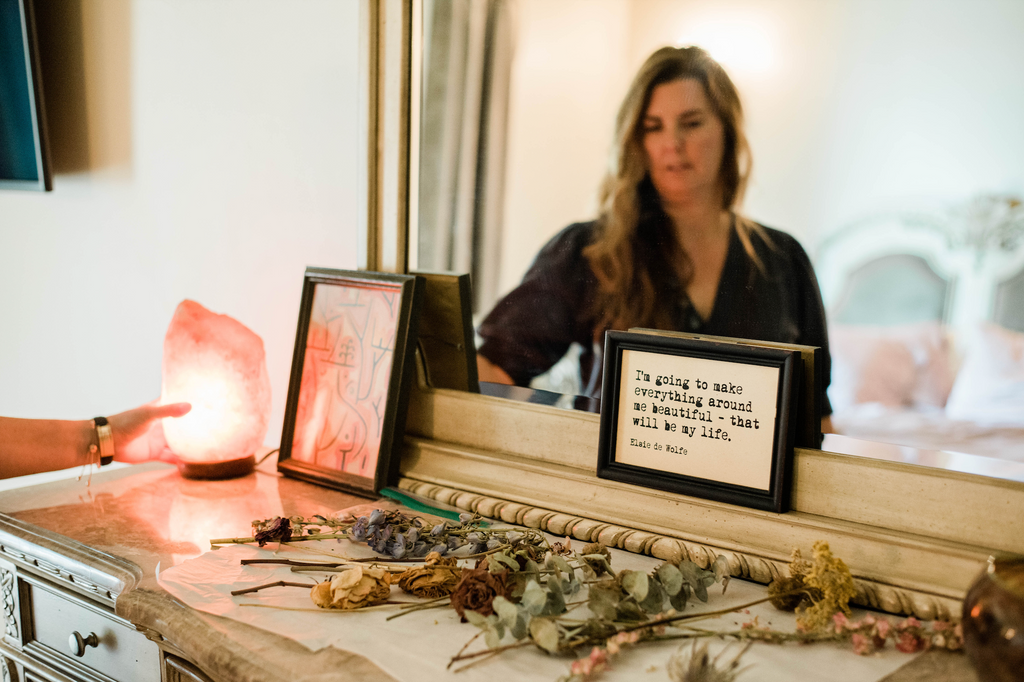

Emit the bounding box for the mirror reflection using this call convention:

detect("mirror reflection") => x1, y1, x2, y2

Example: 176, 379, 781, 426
416, 0, 1024, 467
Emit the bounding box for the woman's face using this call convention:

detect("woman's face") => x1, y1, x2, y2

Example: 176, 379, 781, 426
641, 78, 726, 207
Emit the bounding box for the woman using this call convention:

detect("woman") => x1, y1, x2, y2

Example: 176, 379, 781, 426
0, 402, 191, 479
476, 46, 832, 428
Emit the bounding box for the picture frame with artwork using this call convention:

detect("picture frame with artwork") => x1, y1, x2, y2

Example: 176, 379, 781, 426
278, 267, 423, 496
596, 330, 802, 513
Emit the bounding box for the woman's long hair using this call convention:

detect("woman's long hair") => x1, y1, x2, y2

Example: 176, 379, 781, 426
583, 46, 761, 334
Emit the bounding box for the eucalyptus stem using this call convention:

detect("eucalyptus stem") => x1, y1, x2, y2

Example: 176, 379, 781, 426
449, 638, 533, 665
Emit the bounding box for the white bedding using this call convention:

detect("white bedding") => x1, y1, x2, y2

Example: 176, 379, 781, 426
827, 321, 1024, 464
831, 403, 1024, 463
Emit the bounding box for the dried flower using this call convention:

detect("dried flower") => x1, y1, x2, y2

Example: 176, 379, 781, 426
895, 631, 926, 653
450, 567, 510, 621
796, 542, 857, 632
253, 517, 292, 547
850, 632, 873, 655
788, 547, 812, 579
833, 611, 850, 632
768, 547, 823, 612
397, 552, 462, 598
581, 543, 612, 576
551, 538, 573, 556
310, 565, 391, 610
667, 641, 750, 682
767, 575, 808, 612
569, 647, 609, 678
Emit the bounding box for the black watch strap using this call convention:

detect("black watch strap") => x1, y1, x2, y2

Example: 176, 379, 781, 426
93, 416, 115, 466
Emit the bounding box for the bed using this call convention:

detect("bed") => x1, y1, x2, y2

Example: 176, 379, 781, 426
815, 196, 1024, 463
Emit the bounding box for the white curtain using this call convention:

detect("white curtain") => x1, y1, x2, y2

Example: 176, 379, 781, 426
418, 0, 516, 313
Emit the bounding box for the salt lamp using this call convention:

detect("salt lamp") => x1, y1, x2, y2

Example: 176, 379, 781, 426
161, 300, 271, 479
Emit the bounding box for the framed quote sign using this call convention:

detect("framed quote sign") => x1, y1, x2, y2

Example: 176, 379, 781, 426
596, 330, 802, 513
278, 267, 423, 497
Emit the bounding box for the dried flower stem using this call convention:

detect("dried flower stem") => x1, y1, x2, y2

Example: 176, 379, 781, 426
613, 595, 776, 634
239, 601, 417, 613
210, 536, 262, 545
230, 580, 316, 596
451, 650, 503, 674
241, 558, 345, 567
291, 565, 407, 575
385, 599, 452, 621
450, 638, 532, 659
448, 631, 482, 670
449, 638, 533, 666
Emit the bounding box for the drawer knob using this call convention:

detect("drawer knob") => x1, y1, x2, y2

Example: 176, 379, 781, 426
69, 631, 100, 657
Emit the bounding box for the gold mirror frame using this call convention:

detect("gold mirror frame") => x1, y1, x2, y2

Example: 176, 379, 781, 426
371, 0, 1024, 620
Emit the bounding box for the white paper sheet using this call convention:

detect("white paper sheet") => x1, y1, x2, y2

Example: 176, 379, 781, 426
158, 539, 922, 682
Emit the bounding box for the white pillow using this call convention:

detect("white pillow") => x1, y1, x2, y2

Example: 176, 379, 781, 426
828, 322, 955, 413
945, 323, 1024, 427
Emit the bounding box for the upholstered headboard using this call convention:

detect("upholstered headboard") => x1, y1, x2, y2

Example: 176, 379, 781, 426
816, 210, 1024, 337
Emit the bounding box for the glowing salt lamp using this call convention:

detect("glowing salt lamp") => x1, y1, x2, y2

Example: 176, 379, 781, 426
161, 300, 272, 479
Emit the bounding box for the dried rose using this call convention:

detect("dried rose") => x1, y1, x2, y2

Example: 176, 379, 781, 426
253, 517, 292, 547
398, 552, 461, 598
310, 565, 391, 610
450, 567, 510, 621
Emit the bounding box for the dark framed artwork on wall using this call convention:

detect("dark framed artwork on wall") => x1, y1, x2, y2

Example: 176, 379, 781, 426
278, 267, 423, 496
596, 330, 802, 513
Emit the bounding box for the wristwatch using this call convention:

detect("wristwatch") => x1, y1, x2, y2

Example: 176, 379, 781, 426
92, 417, 115, 466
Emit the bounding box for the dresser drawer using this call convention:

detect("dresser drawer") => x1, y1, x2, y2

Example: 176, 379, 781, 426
26, 582, 160, 682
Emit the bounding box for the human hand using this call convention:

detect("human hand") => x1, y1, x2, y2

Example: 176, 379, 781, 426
108, 402, 191, 464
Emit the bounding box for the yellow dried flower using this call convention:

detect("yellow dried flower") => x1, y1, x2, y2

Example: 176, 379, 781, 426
398, 552, 461, 598
788, 547, 812, 579
310, 565, 392, 610
767, 576, 807, 612
796, 541, 857, 631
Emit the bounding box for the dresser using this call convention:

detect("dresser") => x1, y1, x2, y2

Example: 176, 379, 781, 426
0, 461, 396, 682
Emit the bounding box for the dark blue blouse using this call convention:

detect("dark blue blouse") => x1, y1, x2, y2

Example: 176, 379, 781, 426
478, 220, 832, 415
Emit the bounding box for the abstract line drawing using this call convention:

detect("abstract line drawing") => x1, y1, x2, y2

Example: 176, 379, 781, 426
291, 283, 400, 477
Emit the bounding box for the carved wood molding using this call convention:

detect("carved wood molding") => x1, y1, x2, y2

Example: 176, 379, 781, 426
0, 653, 15, 682
0, 567, 17, 644
0, 543, 115, 604
397, 477, 964, 621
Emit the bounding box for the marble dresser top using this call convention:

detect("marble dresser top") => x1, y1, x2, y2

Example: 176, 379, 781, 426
0, 459, 399, 682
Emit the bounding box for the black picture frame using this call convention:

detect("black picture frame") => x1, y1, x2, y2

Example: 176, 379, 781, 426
410, 270, 479, 393
278, 267, 423, 497
596, 330, 801, 513
633, 328, 823, 448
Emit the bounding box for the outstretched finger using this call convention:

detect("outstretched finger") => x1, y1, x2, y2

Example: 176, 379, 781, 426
150, 402, 192, 419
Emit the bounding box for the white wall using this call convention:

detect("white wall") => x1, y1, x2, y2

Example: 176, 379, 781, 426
499, 0, 632, 298
494, 0, 1024, 301
0, 0, 361, 448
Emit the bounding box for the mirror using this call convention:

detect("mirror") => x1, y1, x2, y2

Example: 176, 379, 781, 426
413, 0, 1024, 467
